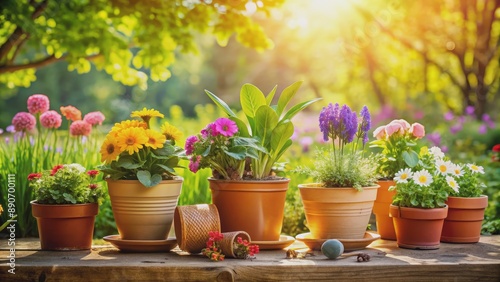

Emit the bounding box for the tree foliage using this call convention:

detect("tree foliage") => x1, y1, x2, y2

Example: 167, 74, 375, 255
0, 0, 283, 90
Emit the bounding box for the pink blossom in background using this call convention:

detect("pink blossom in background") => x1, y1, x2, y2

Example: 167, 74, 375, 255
478, 124, 487, 134
60, 105, 82, 121
69, 120, 92, 136
385, 122, 403, 136
444, 111, 454, 121
40, 110, 62, 129
0, 128, 3, 134
426, 132, 441, 147
12, 112, 36, 132
83, 111, 105, 126
410, 122, 425, 138
450, 123, 462, 134
6, 125, 15, 133
482, 114, 496, 129
300, 136, 313, 152
413, 111, 424, 120
441, 145, 449, 153
373, 125, 387, 140
465, 106, 475, 116
27, 94, 50, 115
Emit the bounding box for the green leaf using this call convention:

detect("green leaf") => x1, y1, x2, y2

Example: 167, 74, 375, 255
230, 116, 250, 137
137, 170, 162, 187
270, 121, 294, 153
266, 85, 277, 105
117, 156, 145, 169
224, 146, 247, 160
281, 98, 322, 122
205, 89, 237, 117
156, 164, 175, 174
154, 145, 175, 156
240, 83, 266, 118
254, 105, 279, 146
402, 150, 419, 167
277, 81, 302, 116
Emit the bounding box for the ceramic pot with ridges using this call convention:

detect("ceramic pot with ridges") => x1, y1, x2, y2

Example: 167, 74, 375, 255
299, 184, 379, 240
441, 195, 488, 243
390, 204, 448, 250
107, 178, 182, 240
373, 180, 397, 240
209, 178, 289, 242
31, 201, 98, 251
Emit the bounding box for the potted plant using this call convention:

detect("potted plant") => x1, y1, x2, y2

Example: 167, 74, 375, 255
440, 162, 488, 243
369, 119, 425, 240
187, 81, 320, 242
99, 108, 185, 241
28, 164, 104, 250
389, 146, 453, 249
296, 103, 379, 240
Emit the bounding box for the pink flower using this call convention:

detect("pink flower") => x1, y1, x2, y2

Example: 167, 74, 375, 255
185, 135, 199, 155
60, 105, 82, 121
373, 125, 387, 140
385, 122, 403, 136
40, 110, 62, 129
215, 118, 238, 137
410, 122, 425, 138
27, 94, 50, 115
12, 112, 36, 132
69, 120, 92, 136
189, 155, 201, 173
83, 111, 105, 126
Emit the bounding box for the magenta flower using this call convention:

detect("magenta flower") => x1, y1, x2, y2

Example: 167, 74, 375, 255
6, 125, 15, 133
27, 94, 50, 115
215, 118, 238, 137
40, 110, 62, 129
12, 112, 36, 132
188, 155, 201, 173
465, 106, 475, 116
69, 120, 92, 136
185, 135, 199, 155
83, 111, 105, 126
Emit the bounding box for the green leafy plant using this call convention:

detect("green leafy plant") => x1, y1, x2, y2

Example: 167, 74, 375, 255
28, 164, 104, 205
296, 103, 378, 189
205, 81, 321, 179
98, 108, 185, 187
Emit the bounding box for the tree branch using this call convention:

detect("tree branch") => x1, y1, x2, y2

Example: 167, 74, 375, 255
0, 53, 101, 74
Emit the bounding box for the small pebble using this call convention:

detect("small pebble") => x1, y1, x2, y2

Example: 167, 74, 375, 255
321, 239, 344, 259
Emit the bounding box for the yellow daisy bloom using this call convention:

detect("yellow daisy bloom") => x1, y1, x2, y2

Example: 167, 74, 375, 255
131, 108, 164, 124
100, 136, 122, 163
144, 129, 166, 149
116, 127, 149, 155
111, 120, 147, 133
161, 122, 183, 143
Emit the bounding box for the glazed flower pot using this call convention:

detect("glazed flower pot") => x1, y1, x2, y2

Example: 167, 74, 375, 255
31, 201, 98, 251
373, 180, 397, 240
390, 204, 448, 250
208, 178, 289, 242
107, 178, 182, 240
441, 195, 488, 243
298, 183, 379, 239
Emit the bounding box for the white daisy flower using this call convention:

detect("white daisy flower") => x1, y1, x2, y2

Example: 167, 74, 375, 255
429, 146, 445, 159
394, 168, 413, 183
446, 176, 460, 193
435, 159, 453, 175
450, 163, 464, 177
65, 163, 85, 173
467, 164, 485, 174
412, 169, 433, 187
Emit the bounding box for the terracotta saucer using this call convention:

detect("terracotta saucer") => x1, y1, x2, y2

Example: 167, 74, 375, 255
103, 235, 178, 253
251, 235, 295, 250
295, 232, 380, 251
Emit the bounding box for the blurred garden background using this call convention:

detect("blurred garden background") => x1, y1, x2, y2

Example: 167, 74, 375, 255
1, 0, 499, 238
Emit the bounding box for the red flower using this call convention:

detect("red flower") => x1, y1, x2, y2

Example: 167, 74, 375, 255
51, 164, 64, 176
493, 144, 500, 152
27, 173, 42, 181
87, 170, 99, 178
89, 184, 98, 189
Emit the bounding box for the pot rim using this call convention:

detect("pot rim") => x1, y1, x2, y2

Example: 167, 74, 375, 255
208, 177, 290, 184
30, 200, 99, 207
298, 183, 380, 190
105, 177, 184, 184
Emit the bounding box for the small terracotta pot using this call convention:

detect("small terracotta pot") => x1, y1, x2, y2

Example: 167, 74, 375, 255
441, 195, 488, 243
107, 179, 182, 240
373, 180, 397, 240
31, 201, 98, 251
390, 204, 448, 250
174, 204, 221, 253
220, 231, 251, 258
209, 178, 289, 242
299, 183, 379, 239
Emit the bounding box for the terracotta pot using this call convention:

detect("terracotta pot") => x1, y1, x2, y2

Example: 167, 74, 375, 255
373, 180, 397, 240
390, 204, 448, 250
208, 178, 289, 242
441, 195, 488, 243
174, 204, 221, 253
298, 183, 379, 239
220, 231, 251, 258
31, 201, 98, 251
107, 178, 182, 240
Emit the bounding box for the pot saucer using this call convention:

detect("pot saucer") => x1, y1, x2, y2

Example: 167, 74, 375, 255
103, 235, 178, 253
295, 232, 380, 251
251, 235, 295, 250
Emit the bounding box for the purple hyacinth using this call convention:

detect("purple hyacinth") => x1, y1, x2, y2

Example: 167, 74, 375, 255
359, 106, 371, 145
339, 105, 357, 143
319, 103, 340, 142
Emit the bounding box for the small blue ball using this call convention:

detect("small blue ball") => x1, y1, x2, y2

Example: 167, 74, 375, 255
321, 239, 344, 259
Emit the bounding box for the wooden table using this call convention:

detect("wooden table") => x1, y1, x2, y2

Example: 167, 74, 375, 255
1, 236, 499, 281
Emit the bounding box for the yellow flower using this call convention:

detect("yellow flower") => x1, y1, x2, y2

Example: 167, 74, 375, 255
131, 108, 164, 124
110, 120, 147, 135
116, 127, 148, 155
144, 129, 166, 149
161, 122, 183, 143
100, 136, 122, 163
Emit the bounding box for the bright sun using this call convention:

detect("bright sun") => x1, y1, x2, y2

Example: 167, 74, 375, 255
285, 0, 360, 30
